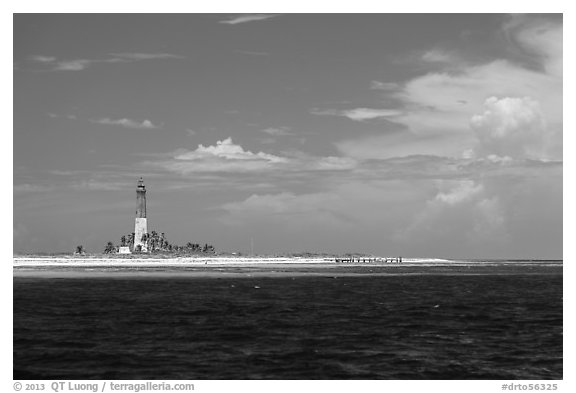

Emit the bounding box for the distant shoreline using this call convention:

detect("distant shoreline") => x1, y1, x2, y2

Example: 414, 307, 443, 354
13, 256, 562, 267
12, 256, 406, 266
13, 256, 562, 280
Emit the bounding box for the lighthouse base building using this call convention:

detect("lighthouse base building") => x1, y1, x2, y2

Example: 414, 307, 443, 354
133, 178, 148, 252
134, 218, 148, 252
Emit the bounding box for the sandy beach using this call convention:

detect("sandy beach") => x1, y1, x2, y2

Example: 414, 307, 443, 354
12, 256, 486, 270
13, 256, 562, 279
13, 256, 559, 266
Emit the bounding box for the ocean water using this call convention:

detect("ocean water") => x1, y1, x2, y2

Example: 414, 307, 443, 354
13, 262, 563, 379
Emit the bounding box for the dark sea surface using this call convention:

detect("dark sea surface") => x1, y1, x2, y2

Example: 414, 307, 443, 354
13, 262, 563, 379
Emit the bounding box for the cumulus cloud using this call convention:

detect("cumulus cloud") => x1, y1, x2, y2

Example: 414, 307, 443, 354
434, 180, 483, 205
151, 138, 287, 174
397, 16, 561, 134
223, 192, 341, 217
400, 165, 562, 258
470, 96, 558, 160
92, 118, 160, 129
396, 59, 560, 133
220, 190, 361, 248
400, 180, 507, 251
219, 14, 279, 25
142, 138, 357, 174
311, 108, 402, 122
177, 137, 286, 162
335, 16, 562, 160
504, 14, 562, 77
217, 180, 439, 256
221, 180, 420, 233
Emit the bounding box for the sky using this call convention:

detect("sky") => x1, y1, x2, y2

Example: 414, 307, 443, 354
13, 13, 563, 258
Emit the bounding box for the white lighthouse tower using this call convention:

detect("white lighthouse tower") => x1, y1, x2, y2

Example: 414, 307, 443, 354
134, 177, 148, 252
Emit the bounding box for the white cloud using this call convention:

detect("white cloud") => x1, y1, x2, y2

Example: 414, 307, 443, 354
177, 137, 286, 162
71, 180, 125, 191
311, 108, 402, 122
394, 59, 561, 133
220, 181, 427, 247
370, 81, 400, 91
473, 197, 506, 240
14, 184, 52, 194
396, 16, 562, 134
54, 59, 93, 71
92, 118, 160, 129
484, 154, 513, 165
154, 138, 287, 173
219, 14, 279, 25
336, 16, 562, 160
143, 138, 357, 174
504, 14, 562, 77
400, 180, 508, 250
312, 156, 357, 171
434, 180, 483, 205
30, 55, 56, 63
421, 49, 454, 63
336, 131, 472, 160
108, 53, 184, 60
223, 192, 338, 216
470, 96, 558, 160
31, 53, 184, 72
261, 127, 292, 136
48, 113, 77, 120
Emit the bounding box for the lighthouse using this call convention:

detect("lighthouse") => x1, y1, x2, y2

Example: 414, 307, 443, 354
134, 177, 148, 252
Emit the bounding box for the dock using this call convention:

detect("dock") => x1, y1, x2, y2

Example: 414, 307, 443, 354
334, 257, 403, 264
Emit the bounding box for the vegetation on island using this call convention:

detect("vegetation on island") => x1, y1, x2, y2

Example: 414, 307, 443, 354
15, 240, 386, 259
102, 230, 216, 256
16, 240, 381, 260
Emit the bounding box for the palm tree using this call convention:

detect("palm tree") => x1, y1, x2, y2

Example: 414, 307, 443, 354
104, 241, 115, 254
150, 231, 159, 252
160, 233, 166, 250
140, 233, 149, 252
75, 245, 84, 254
127, 233, 135, 250
120, 236, 126, 247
